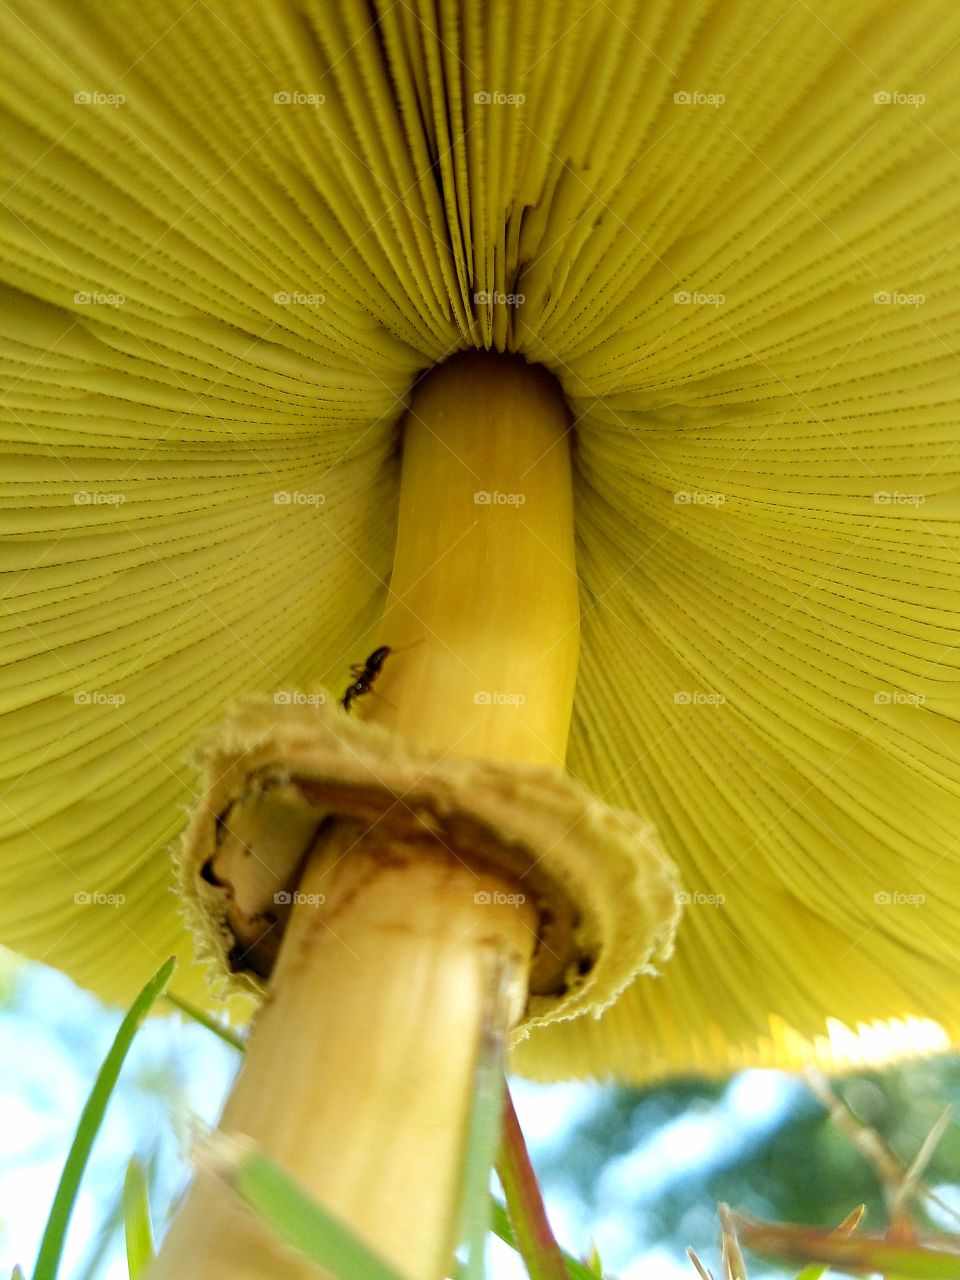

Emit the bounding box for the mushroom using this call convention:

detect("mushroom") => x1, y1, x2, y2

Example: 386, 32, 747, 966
2, 1, 959, 1278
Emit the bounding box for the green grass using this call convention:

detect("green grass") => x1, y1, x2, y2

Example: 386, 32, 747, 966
199, 1136, 408, 1280
30, 957, 175, 1280
121, 1157, 154, 1279
497, 1088, 571, 1280
162, 990, 246, 1054
454, 966, 510, 1280
490, 1200, 598, 1280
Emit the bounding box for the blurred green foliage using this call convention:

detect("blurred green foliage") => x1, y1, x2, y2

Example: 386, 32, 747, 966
539, 1057, 960, 1271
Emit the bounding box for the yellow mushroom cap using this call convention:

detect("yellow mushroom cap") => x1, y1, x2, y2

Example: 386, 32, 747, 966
2, 0, 959, 1080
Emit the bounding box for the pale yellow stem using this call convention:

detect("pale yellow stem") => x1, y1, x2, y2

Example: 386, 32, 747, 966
153, 827, 536, 1279
372, 351, 579, 766
150, 353, 578, 1280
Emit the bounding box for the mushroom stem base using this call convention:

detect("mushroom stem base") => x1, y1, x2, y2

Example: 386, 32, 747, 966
150, 821, 538, 1280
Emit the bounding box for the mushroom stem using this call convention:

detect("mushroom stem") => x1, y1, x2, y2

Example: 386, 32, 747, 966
151, 352, 578, 1279
153, 827, 537, 1279
371, 351, 580, 766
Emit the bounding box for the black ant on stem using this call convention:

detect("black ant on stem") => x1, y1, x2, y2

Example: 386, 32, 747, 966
341, 640, 421, 711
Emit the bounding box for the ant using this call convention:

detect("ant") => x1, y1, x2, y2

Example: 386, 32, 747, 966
341, 639, 421, 711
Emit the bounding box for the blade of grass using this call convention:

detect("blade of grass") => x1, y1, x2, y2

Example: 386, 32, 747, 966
895, 1107, 956, 1227
455, 955, 512, 1280
496, 1089, 571, 1280
686, 1249, 715, 1280
32, 956, 176, 1280
719, 1204, 748, 1280
122, 1157, 154, 1279
585, 1240, 603, 1277
794, 1205, 865, 1280
489, 1200, 597, 1280
162, 991, 245, 1053
12, 1268, 26, 1279
734, 1212, 960, 1278
198, 1132, 407, 1280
